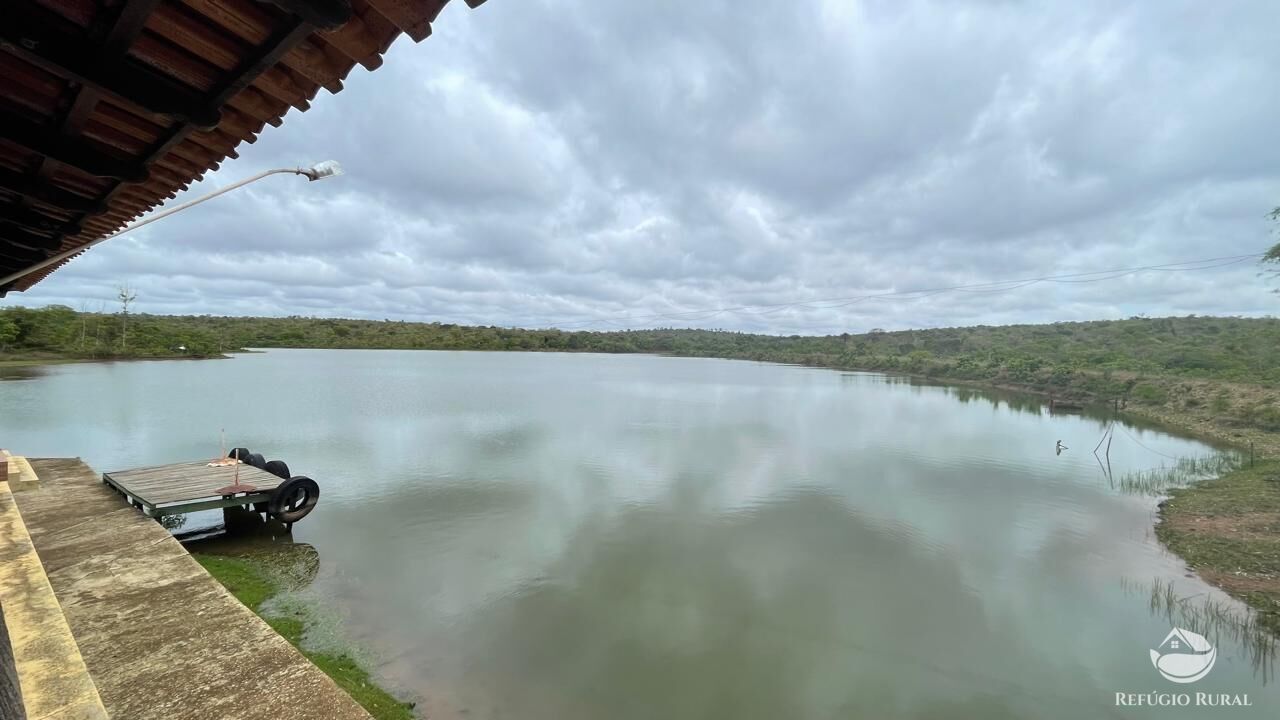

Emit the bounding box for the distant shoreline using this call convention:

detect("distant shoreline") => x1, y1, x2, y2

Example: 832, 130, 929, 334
0, 353, 232, 368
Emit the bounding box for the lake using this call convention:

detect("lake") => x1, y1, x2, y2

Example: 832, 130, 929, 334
1, 349, 1276, 718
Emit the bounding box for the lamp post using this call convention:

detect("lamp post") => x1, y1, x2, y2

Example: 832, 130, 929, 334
0, 161, 343, 288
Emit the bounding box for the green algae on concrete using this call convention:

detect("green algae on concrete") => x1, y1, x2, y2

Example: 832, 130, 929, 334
195, 553, 417, 720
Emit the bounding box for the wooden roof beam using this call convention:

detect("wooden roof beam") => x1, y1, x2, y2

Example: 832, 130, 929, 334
0, 245, 55, 269
0, 2, 222, 128
228, 87, 291, 126
0, 226, 63, 253
44, 0, 163, 143
73, 20, 314, 259
24, 0, 163, 239
319, 13, 384, 71
365, 0, 448, 43
0, 111, 150, 182
187, 130, 241, 159
262, 0, 355, 31
285, 38, 349, 91
214, 108, 264, 142
0, 167, 105, 214
0, 204, 83, 237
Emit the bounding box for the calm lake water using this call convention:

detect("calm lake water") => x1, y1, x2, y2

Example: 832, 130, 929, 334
2, 349, 1277, 718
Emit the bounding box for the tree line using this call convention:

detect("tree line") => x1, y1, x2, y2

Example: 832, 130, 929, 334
3, 305, 1278, 384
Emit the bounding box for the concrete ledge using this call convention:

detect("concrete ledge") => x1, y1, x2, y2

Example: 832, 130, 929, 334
15, 459, 372, 720
0, 465, 108, 720
2, 451, 40, 492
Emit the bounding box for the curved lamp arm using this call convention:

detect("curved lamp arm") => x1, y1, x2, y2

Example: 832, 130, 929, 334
1, 161, 343, 288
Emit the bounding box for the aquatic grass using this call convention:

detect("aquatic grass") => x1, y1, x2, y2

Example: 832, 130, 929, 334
1154, 459, 1280, 648
1117, 452, 1280, 675
1112, 451, 1246, 496
195, 554, 416, 720
1127, 577, 1278, 680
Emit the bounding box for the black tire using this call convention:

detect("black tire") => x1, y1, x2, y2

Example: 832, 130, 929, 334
228, 447, 252, 461
263, 459, 291, 480
269, 476, 319, 524
246, 452, 267, 470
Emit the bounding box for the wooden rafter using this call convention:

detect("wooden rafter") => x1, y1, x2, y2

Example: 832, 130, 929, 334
0, 166, 103, 214
365, 0, 449, 43
1, 225, 64, 252
25, 1, 163, 220
0, 205, 83, 237
64, 20, 318, 266
262, 0, 355, 31
0, 111, 149, 182
0, 2, 221, 128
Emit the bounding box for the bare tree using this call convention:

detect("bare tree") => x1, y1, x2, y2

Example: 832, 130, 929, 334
93, 301, 106, 356
77, 301, 89, 350
118, 285, 137, 351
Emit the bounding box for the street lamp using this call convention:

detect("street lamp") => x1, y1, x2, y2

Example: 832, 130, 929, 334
298, 160, 343, 181
0, 161, 344, 288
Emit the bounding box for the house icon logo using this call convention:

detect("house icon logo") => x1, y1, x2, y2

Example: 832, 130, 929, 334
1150, 628, 1216, 683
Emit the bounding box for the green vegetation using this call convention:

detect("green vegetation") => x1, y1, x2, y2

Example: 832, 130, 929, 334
194, 554, 415, 720
0, 304, 237, 360
8, 307, 1280, 445
67, 312, 1280, 388
1156, 460, 1280, 637
9, 308, 1280, 446
8, 307, 1280, 383
1114, 451, 1245, 496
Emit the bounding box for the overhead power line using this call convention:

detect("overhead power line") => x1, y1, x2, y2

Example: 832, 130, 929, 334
537, 251, 1267, 330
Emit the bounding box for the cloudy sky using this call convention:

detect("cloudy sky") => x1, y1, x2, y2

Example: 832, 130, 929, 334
14, 0, 1280, 333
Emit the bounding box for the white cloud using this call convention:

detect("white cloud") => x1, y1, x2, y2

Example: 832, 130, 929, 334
12, 0, 1280, 333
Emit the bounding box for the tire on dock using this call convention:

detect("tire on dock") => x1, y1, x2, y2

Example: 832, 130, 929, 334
264, 459, 291, 480
246, 453, 267, 470
269, 475, 319, 524
228, 447, 252, 461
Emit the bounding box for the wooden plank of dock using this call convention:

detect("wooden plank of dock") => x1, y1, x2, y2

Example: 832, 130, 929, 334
104, 461, 285, 509
12, 458, 372, 720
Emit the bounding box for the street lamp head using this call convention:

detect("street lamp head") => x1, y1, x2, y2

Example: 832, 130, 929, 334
299, 160, 343, 181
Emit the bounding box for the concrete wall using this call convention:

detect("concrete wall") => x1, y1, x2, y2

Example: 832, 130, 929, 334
0, 605, 26, 720
0, 461, 106, 720
0, 450, 26, 717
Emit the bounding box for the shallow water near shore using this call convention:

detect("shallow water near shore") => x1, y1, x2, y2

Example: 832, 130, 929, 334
1, 349, 1276, 718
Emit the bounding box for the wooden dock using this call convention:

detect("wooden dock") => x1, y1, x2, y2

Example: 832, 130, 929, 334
103, 460, 284, 517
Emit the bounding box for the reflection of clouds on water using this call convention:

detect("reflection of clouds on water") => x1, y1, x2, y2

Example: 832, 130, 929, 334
430, 487, 1124, 719
295, 354, 1273, 718
3, 351, 1277, 719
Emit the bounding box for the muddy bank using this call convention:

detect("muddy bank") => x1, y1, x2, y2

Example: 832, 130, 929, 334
1156, 459, 1280, 636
